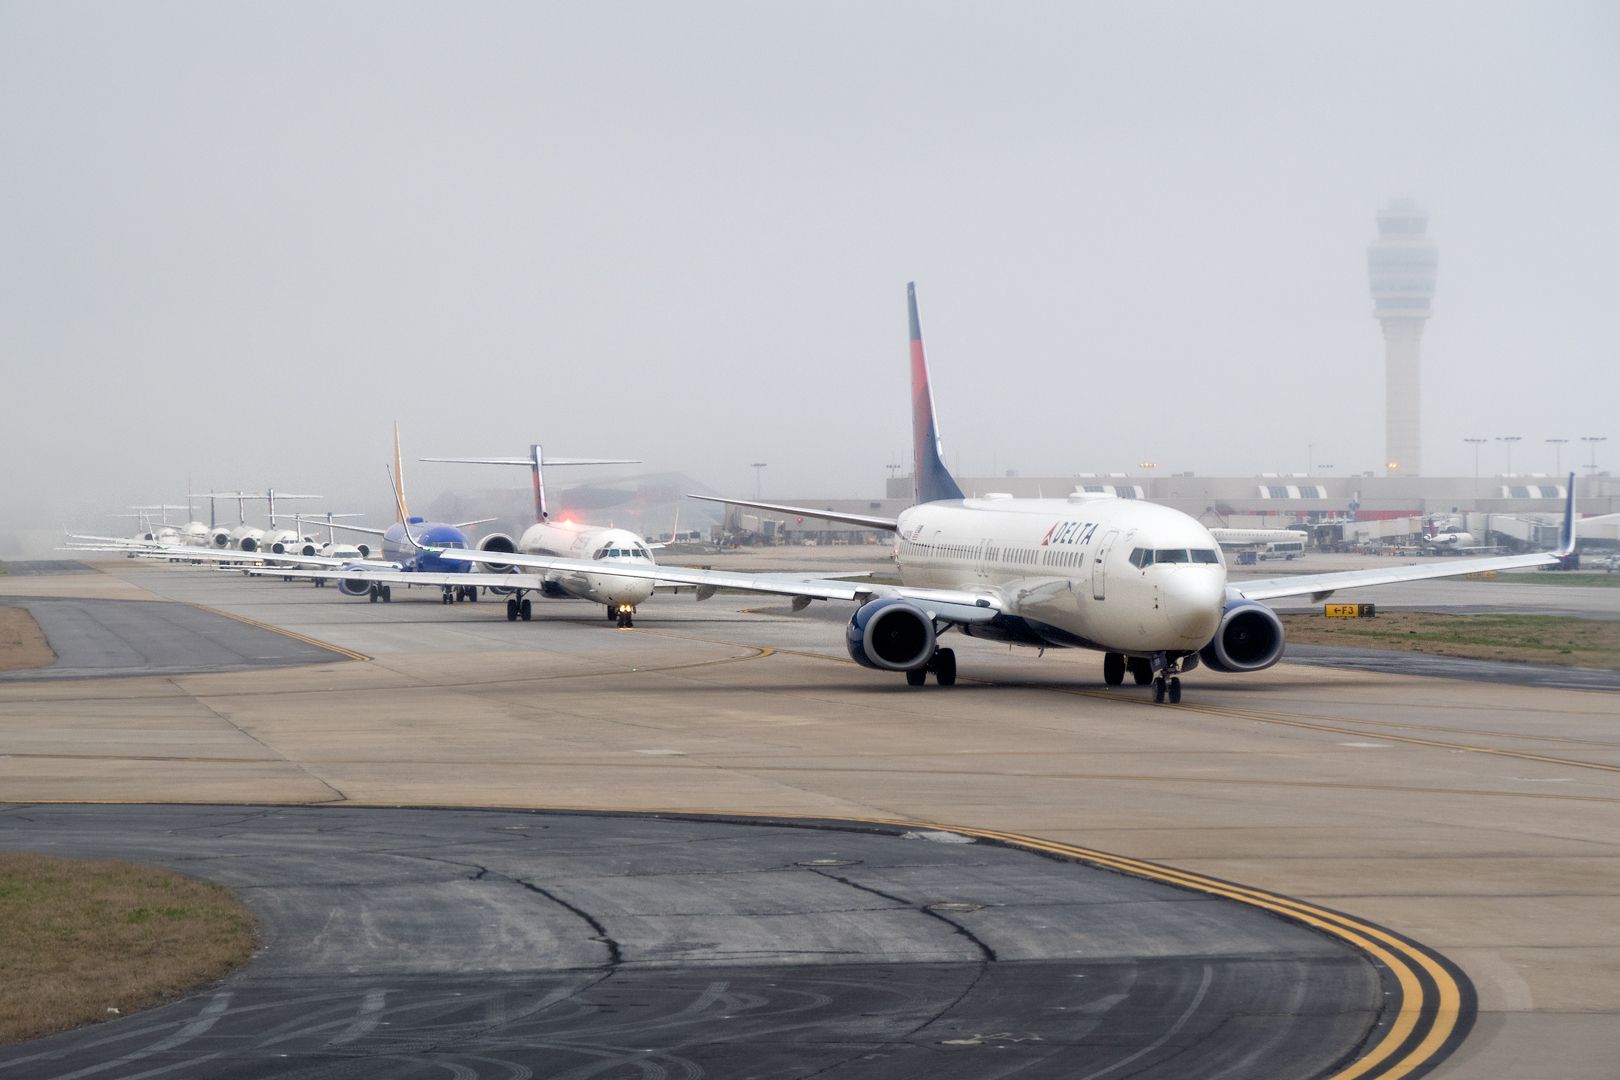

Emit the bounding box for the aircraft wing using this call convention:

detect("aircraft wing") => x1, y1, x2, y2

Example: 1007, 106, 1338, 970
686, 494, 899, 532
65, 532, 169, 548
434, 549, 1001, 624
1230, 551, 1562, 602
237, 566, 548, 589
1233, 476, 1578, 601
151, 549, 400, 571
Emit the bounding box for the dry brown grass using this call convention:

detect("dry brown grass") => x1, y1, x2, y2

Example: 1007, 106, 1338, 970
0, 853, 256, 1044
0, 607, 55, 673
1281, 611, 1620, 670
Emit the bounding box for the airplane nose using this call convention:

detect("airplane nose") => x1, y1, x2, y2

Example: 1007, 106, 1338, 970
1163, 571, 1224, 643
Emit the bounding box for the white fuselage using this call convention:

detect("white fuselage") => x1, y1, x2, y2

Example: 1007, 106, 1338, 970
1425, 531, 1476, 548
894, 496, 1227, 655
518, 521, 658, 608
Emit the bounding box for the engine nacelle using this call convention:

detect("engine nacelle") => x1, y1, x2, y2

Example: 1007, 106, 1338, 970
846, 597, 937, 672
1198, 601, 1286, 673
356, 543, 371, 558
239, 536, 258, 552
337, 576, 374, 598
212, 531, 232, 548
476, 532, 518, 573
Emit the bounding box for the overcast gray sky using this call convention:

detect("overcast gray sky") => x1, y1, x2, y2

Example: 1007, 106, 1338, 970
4, 1, 1617, 547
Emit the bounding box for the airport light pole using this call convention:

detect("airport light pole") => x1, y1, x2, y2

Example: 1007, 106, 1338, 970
1463, 437, 1487, 497
750, 462, 768, 499
1495, 435, 1521, 477
1581, 436, 1607, 475
1546, 438, 1568, 475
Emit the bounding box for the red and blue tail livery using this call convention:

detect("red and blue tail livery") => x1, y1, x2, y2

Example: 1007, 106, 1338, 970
909, 282, 965, 505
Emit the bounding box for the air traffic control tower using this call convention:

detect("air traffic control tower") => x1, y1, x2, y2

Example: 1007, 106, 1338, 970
1368, 199, 1438, 476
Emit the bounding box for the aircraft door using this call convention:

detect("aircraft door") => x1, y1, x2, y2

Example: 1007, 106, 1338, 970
1091, 529, 1119, 600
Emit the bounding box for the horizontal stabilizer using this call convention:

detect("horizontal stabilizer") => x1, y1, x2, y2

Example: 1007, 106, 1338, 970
686, 493, 899, 532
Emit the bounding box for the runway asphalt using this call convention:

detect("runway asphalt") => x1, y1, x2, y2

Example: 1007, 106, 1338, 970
0, 597, 344, 681
0, 804, 1384, 1079
2, 556, 1617, 1078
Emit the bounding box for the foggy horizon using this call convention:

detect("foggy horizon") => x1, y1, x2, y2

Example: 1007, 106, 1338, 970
5, 2, 1618, 554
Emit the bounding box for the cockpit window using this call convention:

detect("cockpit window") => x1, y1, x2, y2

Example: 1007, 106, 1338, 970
1129, 548, 1152, 569
1155, 549, 1190, 564
593, 547, 609, 560
1191, 549, 1220, 564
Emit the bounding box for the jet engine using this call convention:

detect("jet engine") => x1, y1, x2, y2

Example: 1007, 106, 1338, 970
337, 576, 374, 598
846, 597, 936, 672
271, 541, 319, 557
1198, 601, 1286, 673
476, 533, 518, 573
239, 536, 258, 552
211, 530, 232, 548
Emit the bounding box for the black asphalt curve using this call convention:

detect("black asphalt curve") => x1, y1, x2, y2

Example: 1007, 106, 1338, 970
0, 805, 1390, 1079
0, 598, 348, 680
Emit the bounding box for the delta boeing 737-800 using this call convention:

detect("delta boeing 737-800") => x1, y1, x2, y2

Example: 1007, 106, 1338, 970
437, 283, 1577, 703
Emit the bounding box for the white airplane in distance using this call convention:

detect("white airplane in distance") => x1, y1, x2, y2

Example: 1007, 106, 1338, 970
1418, 517, 1496, 554
435, 283, 1579, 704
419, 444, 660, 626
200, 490, 324, 551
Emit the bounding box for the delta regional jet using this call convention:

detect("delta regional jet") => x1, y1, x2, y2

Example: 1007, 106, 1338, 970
438, 283, 1577, 703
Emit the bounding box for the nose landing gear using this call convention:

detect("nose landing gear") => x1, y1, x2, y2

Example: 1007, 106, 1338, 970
1152, 675, 1182, 705
612, 604, 636, 628
1147, 652, 1187, 704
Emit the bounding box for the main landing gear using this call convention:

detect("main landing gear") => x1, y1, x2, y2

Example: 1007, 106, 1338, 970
441, 585, 479, 605
1102, 654, 1155, 686
609, 604, 636, 628
368, 584, 392, 603
1104, 652, 1182, 703
904, 647, 957, 687
506, 595, 533, 622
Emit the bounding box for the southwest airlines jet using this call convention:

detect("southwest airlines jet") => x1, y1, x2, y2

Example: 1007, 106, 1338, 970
438, 284, 1577, 703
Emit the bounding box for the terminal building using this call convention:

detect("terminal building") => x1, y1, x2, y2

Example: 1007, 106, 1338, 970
747, 470, 1618, 553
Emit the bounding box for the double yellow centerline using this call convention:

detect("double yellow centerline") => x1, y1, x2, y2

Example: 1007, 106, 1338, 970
631, 806, 1467, 1080
931, 821, 1466, 1080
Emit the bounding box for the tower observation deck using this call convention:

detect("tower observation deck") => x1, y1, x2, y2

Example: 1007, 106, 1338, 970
1368, 199, 1437, 476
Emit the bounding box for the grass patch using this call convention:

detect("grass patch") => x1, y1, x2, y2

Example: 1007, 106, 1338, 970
1281, 611, 1620, 670
0, 607, 55, 672
1491, 571, 1620, 588
0, 853, 256, 1044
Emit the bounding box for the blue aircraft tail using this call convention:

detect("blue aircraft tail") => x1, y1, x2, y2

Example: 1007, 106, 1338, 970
908, 283, 965, 505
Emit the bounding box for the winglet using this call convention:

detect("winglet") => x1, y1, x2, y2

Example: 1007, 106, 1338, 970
1556, 472, 1577, 557
908, 282, 965, 505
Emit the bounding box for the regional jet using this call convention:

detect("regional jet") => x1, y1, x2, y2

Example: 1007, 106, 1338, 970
436, 283, 1577, 702
419, 444, 658, 625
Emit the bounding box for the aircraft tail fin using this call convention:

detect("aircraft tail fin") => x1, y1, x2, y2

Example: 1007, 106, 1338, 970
1556, 472, 1578, 558
908, 282, 965, 505
391, 422, 410, 524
